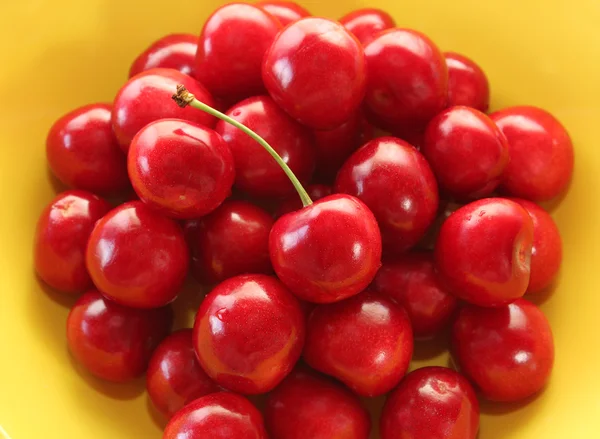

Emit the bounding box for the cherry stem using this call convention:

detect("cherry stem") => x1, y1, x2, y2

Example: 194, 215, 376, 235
172, 85, 313, 207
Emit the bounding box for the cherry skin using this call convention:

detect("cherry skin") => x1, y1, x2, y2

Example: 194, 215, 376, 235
445, 52, 490, 112
112, 68, 216, 152
67, 290, 172, 382
335, 137, 439, 254
435, 198, 534, 307
452, 299, 555, 402
256, 1, 310, 26
422, 106, 510, 199
128, 119, 235, 219
193, 274, 305, 394
46, 104, 129, 195
163, 392, 268, 439
270, 194, 382, 303
265, 368, 371, 439
381, 367, 479, 439
339, 8, 396, 45
34, 190, 112, 294
274, 184, 331, 219
263, 17, 367, 129
215, 96, 315, 198
491, 106, 574, 201
86, 201, 189, 309
129, 34, 198, 78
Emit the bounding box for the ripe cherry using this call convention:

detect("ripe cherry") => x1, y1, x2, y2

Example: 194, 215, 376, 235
339, 8, 396, 45
257, 1, 310, 26
274, 184, 331, 219
129, 34, 198, 78
445, 52, 490, 112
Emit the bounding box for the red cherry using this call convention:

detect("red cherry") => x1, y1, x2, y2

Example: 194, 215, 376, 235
86, 201, 189, 309
373, 252, 458, 338
112, 68, 216, 152
34, 191, 111, 294
46, 104, 129, 195
452, 299, 555, 402
445, 52, 490, 112
339, 8, 396, 45
129, 34, 198, 78
193, 274, 305, 394
128, 119, 235, 219
265, 368, 371, 439
422, 106, 510, 199
435, 198, 534, 307
263, 17, 367, 129
274, 184, 332, 219
256, 1, 310, 26
335, 137, 439, 254
381, 367, 479, 439
491, 106, 574, 201
67, 290, 172, 382
215, 96, 315, 198
163, 392, 268, 439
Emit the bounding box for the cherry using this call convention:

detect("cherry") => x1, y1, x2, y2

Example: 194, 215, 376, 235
491, 106, 574, 201
422, 106, 510, 199
67, 290, 172, 382
304, 291, 413, 396
452, 299, 555, 402
163, 392, 268, 439
445, 52, 490, 112
373, 252, 458, 338
335, 137, 439, 254
263, 17, 367, 129
128, 118, 235, 219
129, 34, 198, 78
435, 198, 534, 307
265, 367, 371, 439
339, 8, 396, 45
256, 1, 310, 26
86, 201, 189, 309
274, 184, 331, 219
46, 104, 129, 195
381, 367, 479, 439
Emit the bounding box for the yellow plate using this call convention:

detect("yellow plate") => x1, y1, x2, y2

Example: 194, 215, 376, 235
1, 0, 599, 438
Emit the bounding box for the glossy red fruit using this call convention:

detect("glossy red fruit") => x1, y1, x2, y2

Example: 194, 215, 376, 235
274, 184, 332, 219
381, 367, 479, 439
67, 290, 172, 382
435, 198, 534, 307
373, 252, 458, 338
128, 119, 235, 219
445, 52, 490, 112
452, 299, 555, 401
257, 1, 310, 26
491, 106, 574, 201
46, 104, 129, 194
193, 274, 305, 394
422, 106, 510, 199
263, 17, 366, 129
129, 34, 198, 78
112, 68, 216, 152
265, 368, 371, 439
34, 191, 111, 294
163, 392, 268, 439
335, 137, 439, 254
270, 194, 382, 303
216, 96, 315, 198
86, 201, 189, 309
339, 8, 395, 45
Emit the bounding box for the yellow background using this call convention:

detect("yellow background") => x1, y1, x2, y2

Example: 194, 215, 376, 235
1, 0, 599, 438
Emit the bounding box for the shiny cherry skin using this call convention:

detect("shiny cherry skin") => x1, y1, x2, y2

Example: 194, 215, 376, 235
491, 106, 574, 201
163, 392, 268, 439
34, 191, 111, 294
147, 329, 220, 419
445, 52, 490, 112
335, 137, 439, 254
193, 274, 305, 394
112, 68, 216, 151
46, 104, 129, 195
195, 3, 281, 102
216, 96, 315, 198
423, 106, 510, 199
339, 8, 396, 45
452, 299, 555, 402
128, 119, 235, 219
435, 198, 534, 307
129, 34, 198, 78
373, 252, 458, 338
265, 368, 371, 439
381, 367, 479, 439
270, 194, 382, 303
304, 290, 413, 396
86, 201, 189, 309
67, 290, 172, 382
263, 17, 367, 130
257, 1, 310, 26
274, 184, 332, 219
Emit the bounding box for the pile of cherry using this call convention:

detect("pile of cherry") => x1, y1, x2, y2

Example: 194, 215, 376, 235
34, 2, 573, 438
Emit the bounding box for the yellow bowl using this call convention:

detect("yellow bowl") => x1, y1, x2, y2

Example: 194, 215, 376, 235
1, 0, 600, 438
